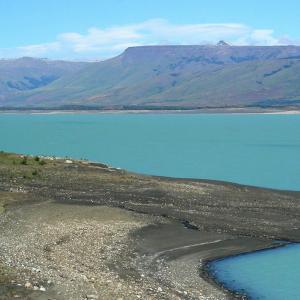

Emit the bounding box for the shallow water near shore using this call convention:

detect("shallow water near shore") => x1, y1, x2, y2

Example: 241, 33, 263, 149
0, 113, 300, 190
209, 243, 300, 300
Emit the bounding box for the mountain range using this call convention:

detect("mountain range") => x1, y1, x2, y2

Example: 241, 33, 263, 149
1, 43, 300, 109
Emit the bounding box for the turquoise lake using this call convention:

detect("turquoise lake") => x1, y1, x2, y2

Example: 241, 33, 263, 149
0, 112, 300, 299
209, 244, 300, 300
0, 113, 300, 190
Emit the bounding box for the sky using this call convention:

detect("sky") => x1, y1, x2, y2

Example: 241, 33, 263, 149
1, 0, 300, 60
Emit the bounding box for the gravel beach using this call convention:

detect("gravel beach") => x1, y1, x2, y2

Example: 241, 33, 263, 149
0, 152, 299, 299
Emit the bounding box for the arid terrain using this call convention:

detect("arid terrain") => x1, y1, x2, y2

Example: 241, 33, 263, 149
1, 152, 300, 299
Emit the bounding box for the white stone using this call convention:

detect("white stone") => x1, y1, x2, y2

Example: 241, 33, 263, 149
24, 282, 32, 289
86, 295, 98, 300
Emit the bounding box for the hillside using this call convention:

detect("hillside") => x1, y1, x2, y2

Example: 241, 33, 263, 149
2, 44, 300, 108
0, 57, 89, 103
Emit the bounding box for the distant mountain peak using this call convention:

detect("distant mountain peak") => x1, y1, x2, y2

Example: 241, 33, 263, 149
217, 40, 230, 46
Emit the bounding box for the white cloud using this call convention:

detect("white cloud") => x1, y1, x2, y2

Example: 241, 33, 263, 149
18, 42, 61, 56
0, 19, 298, 60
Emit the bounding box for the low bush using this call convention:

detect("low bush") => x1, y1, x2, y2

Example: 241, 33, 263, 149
20, 157, 28, 165
39, 160, 46, 166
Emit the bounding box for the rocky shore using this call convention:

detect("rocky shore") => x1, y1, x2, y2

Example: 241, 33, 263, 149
0, 152, 300, 299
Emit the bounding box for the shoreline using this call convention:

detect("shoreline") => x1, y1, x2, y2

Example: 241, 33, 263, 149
202, 240, 292, 299
0, 199, 294, 300
1, 107, 300, 115
1, 151, 300, 299
133, 221, 285, 300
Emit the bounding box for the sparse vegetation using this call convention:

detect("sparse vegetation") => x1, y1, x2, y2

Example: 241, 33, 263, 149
39, 160, 46, 166
20, 156, 28, 165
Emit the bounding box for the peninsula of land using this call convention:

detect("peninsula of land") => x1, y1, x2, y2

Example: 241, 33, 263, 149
0, 152, 299, 299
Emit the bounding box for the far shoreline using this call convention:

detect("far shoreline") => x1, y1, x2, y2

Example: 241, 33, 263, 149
1, 106, 300, 115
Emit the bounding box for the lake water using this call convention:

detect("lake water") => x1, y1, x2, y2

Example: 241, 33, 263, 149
209, 244, 300, 300
0, 112, 300, 300
0, 113, 300, 191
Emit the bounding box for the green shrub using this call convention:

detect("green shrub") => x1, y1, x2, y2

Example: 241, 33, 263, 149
39, 160, 46, 166
20, 156, 28, 165
34, 156, 40, 162
32, 170, 38, 176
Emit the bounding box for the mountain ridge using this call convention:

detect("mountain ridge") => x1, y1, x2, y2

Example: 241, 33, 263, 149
1, 44, 300, 108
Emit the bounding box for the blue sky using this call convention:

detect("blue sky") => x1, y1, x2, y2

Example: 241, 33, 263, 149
1, 0, 300, 60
